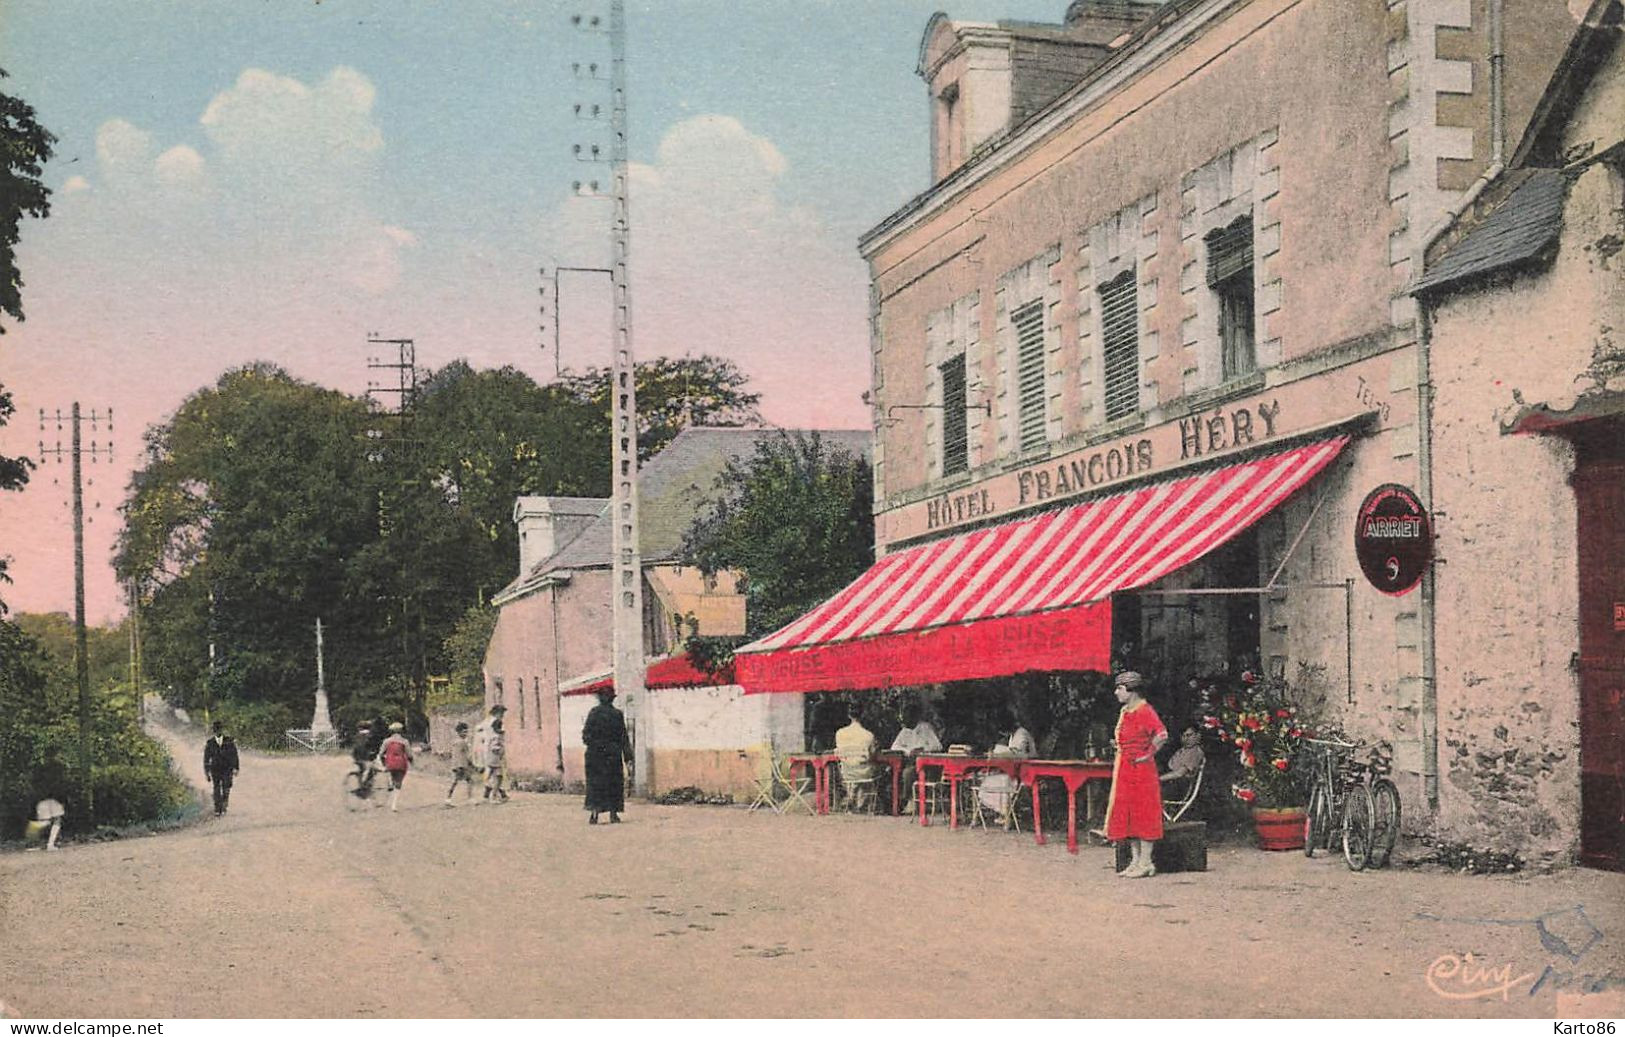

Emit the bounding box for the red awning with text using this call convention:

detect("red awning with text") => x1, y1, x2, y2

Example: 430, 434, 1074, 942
733, 436, 1349, 694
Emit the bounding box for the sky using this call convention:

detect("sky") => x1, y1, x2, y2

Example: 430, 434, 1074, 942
0, 0, 1068, 624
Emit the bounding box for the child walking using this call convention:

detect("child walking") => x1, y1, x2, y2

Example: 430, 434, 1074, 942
483, 718, 510, 802
445, 721, 476, 806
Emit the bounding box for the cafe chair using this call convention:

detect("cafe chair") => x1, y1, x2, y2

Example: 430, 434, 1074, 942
918, 769, 952, 820
968, 773, 1025, 832
773, 752, 816, 815
745, 750, 782, 814
1161, 755, 1206, 823
835, 760, 879, 814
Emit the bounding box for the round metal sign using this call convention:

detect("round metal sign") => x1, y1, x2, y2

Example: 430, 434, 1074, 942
1355, 483, 1431, 596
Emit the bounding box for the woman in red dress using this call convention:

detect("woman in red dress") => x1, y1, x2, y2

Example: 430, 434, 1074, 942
1105, 671, 1168, 877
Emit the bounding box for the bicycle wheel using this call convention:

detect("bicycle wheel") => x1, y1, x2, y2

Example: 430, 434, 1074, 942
1304, 780, 1329, 858
343, 771, 368, 811
1342, 786, 1373, 871
1370, 778, 1401, 868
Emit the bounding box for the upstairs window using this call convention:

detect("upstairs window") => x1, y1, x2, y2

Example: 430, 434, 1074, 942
1206, 215, 1256, 380
1098, 271, 1140, 422
1013, 301, 1047, 452
940, 354, 968, 476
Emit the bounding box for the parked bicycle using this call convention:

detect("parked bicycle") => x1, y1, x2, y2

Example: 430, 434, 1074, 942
1303, 737, 1400, 870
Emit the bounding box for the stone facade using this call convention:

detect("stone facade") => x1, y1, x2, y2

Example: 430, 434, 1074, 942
863, 0, 1583, 854
1416, 4, 1623, 865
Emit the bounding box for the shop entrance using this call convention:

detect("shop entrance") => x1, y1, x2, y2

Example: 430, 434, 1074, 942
1574, 420, 1624, 872
1119, 531, 1262, 694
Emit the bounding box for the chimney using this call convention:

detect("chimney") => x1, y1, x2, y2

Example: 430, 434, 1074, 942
513, 496, 606, 578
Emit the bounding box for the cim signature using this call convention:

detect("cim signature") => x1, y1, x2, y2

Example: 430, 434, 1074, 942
1425, 952, 1537, 1001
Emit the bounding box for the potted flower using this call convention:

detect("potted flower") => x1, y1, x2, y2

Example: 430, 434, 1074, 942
1202, 673, 1314, 850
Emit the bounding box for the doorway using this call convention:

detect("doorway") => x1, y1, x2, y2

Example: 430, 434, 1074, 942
1573, 419, 1624, 871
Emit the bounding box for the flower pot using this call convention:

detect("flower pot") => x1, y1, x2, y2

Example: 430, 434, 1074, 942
1252, 806, 1307, 851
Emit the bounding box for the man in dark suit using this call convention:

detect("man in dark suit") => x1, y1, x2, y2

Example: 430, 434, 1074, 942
203, 721, 240, 816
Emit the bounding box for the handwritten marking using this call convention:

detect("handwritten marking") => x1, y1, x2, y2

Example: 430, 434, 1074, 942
1425, 953, 1537, 1001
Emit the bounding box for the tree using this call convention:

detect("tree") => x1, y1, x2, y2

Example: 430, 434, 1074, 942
0, 69, 55, 598
681, 431, 873, 638
115, 364, 382, 730
0, 68, 53, 337
559, 354, 762, 462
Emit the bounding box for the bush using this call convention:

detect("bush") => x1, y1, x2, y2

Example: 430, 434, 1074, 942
211, 699, 301, 750
91, 762, 192, 827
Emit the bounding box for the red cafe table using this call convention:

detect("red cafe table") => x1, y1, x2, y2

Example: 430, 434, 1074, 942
1018, 759, 1114, 854
787, 752, 840, 815
914, 753, 1026, 828
875, 751, 906, 815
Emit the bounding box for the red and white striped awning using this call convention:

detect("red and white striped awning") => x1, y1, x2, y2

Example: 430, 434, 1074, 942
734, 436, 1349, 694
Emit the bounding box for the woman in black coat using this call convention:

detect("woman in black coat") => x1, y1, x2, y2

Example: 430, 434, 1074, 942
583, 689, 633, 823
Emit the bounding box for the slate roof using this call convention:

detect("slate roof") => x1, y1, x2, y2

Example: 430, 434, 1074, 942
1411, 170, 1568, 297
505, 427, 871, 598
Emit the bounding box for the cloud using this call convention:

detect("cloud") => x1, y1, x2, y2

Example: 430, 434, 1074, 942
154, 145, 205, 186
95, 118, 153, 170
61, 175, 90, 194
542, 114, 869, 428
54, 66, 408, 297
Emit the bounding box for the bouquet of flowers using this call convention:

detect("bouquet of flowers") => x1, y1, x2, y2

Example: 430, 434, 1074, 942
1202, 674, 1314, 809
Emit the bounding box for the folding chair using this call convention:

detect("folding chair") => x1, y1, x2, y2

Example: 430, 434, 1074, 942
1162, 755, 1206, 823
773, 753, 816, 815
968, 772, 1025, 832
745, 750, 781, 814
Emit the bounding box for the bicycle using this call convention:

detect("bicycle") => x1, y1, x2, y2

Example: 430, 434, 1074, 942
343, 764, 385, 810
1341, 744, 1401, 870
1303, 738, 1400, 870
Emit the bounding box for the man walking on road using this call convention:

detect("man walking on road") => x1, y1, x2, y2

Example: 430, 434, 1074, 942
203, 721, 240, 816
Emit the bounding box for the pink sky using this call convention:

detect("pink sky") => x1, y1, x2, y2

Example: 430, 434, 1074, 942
0, 77, 873, 623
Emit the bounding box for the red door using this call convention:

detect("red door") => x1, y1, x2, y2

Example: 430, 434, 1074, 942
1574, 421, 1625, 871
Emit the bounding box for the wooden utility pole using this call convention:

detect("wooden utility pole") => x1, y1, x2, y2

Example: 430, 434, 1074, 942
40, 403, 113, 818
607, 0, 649, 794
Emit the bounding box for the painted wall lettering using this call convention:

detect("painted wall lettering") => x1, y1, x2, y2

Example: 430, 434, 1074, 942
925, 488, 996, 531
1180, 399, 1282, 460
1017, 438, 1153, 506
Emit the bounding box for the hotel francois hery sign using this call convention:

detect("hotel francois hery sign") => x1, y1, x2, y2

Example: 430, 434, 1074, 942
876, 365, 1392, 548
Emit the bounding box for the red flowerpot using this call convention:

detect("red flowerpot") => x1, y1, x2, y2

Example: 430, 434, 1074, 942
1252, 806, 1307, 851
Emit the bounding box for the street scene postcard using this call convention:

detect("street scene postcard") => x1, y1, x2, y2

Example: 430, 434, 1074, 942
0, 0, 1622, 1024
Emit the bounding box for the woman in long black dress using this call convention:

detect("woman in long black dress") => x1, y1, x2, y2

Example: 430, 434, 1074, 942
583, 689, 633, 823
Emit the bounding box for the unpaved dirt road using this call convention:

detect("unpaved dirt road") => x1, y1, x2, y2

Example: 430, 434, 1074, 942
2, 719, 1621, 1018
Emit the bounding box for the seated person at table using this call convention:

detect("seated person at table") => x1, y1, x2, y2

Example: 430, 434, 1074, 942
834, 704, 876, 791
977, 711, 1034, 816
890, 703, 942, 808
1160, 726, 1205, 783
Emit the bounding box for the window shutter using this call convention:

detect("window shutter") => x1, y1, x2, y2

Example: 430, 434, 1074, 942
1013, 301, 1047, 452
940, 354, 968, 475
1099, 272, 1140, 422
1205, 216, 1254, 287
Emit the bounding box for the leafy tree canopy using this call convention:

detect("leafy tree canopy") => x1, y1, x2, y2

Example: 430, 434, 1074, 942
559, 354, 762, 462
0, 67, 54, 335
681, 430, 873, 639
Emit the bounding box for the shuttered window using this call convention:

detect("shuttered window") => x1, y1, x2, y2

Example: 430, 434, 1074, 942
1206, 214, 1256, 380
1013, 301, 1047, 452
940, 354, 968, 475
1099, 271, 1140, 422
